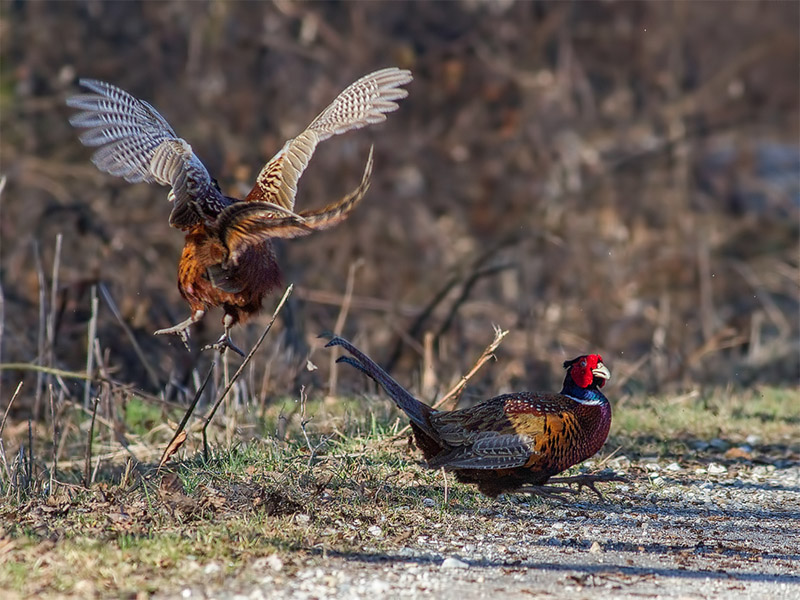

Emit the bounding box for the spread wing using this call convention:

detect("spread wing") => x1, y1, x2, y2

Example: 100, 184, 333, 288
244, 67, 411, 211
210, 148, 373, 276
66, 79, 228, 229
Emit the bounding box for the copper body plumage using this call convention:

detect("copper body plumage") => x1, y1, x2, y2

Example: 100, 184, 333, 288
67, 69, 412, 353
327, 336, 621, 499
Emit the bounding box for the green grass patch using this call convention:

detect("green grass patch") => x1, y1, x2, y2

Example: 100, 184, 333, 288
1, 386, 798, 597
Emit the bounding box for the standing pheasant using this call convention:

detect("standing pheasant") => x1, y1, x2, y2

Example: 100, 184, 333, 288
67, 69, 412, 354
326, 335, 621, 499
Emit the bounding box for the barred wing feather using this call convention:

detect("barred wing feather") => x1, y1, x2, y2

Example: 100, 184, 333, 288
67, 79, 227, 229
217, 148, 373, 267
245, 67, 411, 211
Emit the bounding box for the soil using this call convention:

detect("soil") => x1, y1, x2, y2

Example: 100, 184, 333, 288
157, 458, 800, 600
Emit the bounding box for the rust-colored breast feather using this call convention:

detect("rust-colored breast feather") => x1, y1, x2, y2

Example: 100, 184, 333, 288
421, 393, 607, 496
177, 226, 281, 325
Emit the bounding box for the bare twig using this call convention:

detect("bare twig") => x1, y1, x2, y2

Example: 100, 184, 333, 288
0, 176, 5, 401
0, 363, 94, 380
298, 385, 329, 466
294, 286, 419, 316
389, 327, 508, 441
158, 358, 217, 470
201, 284, 294, 460
432, 326, 508, 410
386, 233, 520, 372
328, 259, 363, 397
0, 381, 22, 440
435, 262, 515, 340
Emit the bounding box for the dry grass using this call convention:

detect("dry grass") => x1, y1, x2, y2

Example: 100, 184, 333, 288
1, 1, 797, 409
0, 4, 798, 596
0, 382, 798, 598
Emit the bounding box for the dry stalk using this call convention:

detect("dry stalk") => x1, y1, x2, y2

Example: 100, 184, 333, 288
387, 327, 508, 442
47, 233, 63, 374
0, 381, 22, 440
84, 285, 99, 408
158, 359, 216, 470
84, 397, 99, 487
48, 385, 59, 495
432, 325, 508, 410
327, 259, 363, 398
201, 284, 294, 460
99, 283, 161, 389
0, 176, 5, 401
27, 417, 33, 489
33, 241, 46, 420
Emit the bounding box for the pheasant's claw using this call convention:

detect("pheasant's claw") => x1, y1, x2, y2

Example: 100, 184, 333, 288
516, 484, 582, 503
154, 312, 206, 352
202, 333, 245, 357
546, 472, 627, 501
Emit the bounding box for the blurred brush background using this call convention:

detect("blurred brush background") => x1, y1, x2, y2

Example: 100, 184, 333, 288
1, 0, 797, 420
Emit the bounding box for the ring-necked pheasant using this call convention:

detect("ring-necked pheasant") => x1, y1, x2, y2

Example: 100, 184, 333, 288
67, 69, 412, 354
326, 335, 622, 499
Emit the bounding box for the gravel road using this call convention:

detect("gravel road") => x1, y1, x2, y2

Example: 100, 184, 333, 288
161, 455, 800, 600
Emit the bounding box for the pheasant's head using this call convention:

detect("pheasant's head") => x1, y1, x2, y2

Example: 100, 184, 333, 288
563, 354, 610, 389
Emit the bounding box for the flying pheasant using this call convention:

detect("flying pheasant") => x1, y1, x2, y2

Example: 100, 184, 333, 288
326, 335, 621, 499
67, 69, 412, 354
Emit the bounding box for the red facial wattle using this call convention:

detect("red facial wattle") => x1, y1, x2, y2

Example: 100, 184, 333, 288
569, 355, 610, 389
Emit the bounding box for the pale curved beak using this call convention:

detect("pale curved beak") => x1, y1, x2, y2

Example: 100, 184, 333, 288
592, 362, 611, 381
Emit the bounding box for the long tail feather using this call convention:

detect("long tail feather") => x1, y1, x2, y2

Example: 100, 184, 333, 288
216, 147, 373, 266
325, 335, 436, 438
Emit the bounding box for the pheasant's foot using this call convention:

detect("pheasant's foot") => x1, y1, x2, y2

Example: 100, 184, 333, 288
516, 484, 582, 502
202, 333, 245, 357
154, 311, 205, 351
545, 472, 627, 501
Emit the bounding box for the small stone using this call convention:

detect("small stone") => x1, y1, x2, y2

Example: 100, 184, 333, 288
181, 590, 192, 599
369, 579, 390, 593
589, 541, 603, 554
665, 462, 681, 471
651, 476, 666, 487
709, 438, 730, 451
368, 525, 383, 538
707, 463, 727, 475
725, 447, 752, 461
266, 554, 283, 572
440, 557, 470, 570
422, 498, 436, 508
203, 562, 221, 575
295, 513, 311, 525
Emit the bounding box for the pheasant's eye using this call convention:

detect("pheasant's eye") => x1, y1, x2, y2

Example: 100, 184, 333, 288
580, 359, 587, 367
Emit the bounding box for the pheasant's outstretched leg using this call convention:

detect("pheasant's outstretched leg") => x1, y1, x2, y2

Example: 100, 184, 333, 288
201, 314, 245, 357
154, 309, 205, 350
